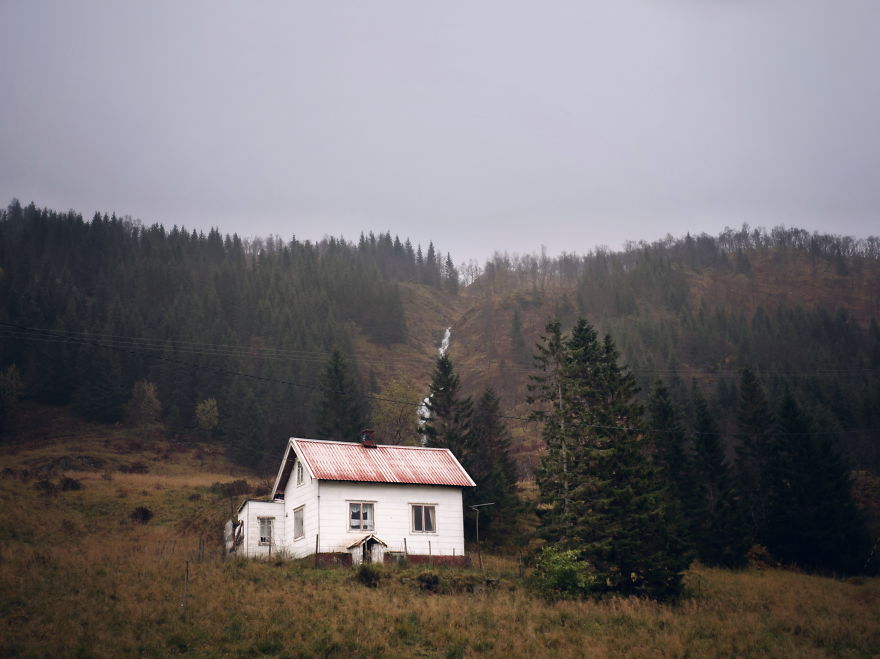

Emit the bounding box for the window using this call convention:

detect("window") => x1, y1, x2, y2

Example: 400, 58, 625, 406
412, 505, 436, 533
258, 517, 274, 544
293, 506, 304, 539
296, 462, 304, 487
349, 502, 374, 531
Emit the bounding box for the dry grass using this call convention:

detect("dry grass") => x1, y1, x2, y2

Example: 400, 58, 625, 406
2, 426, 879, 657
1, 524, 878, 658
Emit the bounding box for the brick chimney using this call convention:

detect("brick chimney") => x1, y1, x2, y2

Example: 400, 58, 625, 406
360, 428, 377, 448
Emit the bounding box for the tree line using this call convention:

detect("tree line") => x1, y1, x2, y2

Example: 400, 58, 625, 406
0, 200, 457, 468
528, 318, 874, 601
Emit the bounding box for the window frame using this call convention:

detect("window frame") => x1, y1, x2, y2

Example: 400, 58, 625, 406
411, 504, 437, 534
296, 461, 304, 487
293, 505, 305, 540
258, 516, 274, 545
347, 501, 375, 532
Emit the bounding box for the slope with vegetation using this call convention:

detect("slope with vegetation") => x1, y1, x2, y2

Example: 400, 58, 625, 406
1, 410, 879, 657
2, 201, 879, 572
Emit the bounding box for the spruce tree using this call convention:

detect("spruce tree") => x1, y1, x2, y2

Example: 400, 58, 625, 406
315, 349, 369, 442
766, 392, 871, 573
528, 320, 574, 544
647, 381, 696, 553
469, 387, 520, 543
531, 318, 689, 600
734, 368, 775, 542
689, 382, 750, 567
420, 353, 473, 459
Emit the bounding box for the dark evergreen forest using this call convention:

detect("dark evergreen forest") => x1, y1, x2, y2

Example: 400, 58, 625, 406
0, 201, 457, 469
478, 226, 880, 472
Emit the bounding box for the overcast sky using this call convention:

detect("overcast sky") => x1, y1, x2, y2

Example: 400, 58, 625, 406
2, 1, 878, 264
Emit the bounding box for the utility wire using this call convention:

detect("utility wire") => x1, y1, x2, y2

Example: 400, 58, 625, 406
2, 321, 874, 437
2, 322, 876, 378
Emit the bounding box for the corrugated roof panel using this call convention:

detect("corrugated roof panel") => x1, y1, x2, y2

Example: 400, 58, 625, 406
292, 438, 475, 487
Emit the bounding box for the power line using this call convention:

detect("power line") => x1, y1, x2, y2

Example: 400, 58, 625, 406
2, 322, 876, 378
2, 321, 874, 437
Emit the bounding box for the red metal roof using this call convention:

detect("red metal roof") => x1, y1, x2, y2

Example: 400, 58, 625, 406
291, 438, 476, 487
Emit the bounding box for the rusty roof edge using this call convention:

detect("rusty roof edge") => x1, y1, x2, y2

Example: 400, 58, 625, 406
445, 448, 476, 487
290, 438, 319, 481
285, 437, 475, 487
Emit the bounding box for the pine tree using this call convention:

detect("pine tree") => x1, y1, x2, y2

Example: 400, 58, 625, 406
420, 353, 472, 459
0, 364, 24, 433
647, 381, 696, 554
734, 368, 775, 541
444, 253, 459, 294
469, 387, 520, 543
531, 318, 689, 600
689, 382, 750, 567
528, 320, 573, 544
765, 392, 871, 573
315, 349, 369, 442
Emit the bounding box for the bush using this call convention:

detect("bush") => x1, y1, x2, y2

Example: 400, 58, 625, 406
60, 477, 82, 491
130, 506, 153, 524
531, 545, 596, 599
356, 563, 382, 588
417, 571, 441, 592
34, 479, 58, 497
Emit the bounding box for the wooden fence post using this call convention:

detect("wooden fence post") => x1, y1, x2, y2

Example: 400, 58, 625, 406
181, 560, 189, 611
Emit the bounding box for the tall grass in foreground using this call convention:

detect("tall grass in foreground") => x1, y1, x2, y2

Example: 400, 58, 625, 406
1, 525, 878, 658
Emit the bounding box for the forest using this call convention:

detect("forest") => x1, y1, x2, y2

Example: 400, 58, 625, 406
0, 200, 456, 467
1, 200, 879, 580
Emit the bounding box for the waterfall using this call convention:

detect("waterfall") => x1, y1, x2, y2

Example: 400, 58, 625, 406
418, 327, 452, 446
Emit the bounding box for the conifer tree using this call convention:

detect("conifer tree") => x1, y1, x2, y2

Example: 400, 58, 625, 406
647, 381, 696, 553
469, 387, 520, 543
735, 368, 775, 541
0, 364, 24, 433
531, 318, 689, 600
420, 353, 473, 459
689, 382, 750, 567
315, 349, 369, 442
765, 392, 871, 573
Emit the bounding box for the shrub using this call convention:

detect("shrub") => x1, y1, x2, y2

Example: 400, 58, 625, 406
34, 479, 58, 497
60, 477, 82, 491
531, 545, 596, 599
356, 563, 382, 588
130, 506, 153, 524
417, 571, 441, 592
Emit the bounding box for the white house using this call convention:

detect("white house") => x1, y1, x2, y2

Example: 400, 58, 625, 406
229, 435, 476, 565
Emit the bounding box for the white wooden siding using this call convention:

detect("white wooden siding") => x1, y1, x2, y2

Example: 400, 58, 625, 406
238, 500, 285, 558
317, 481, 465, 556
281, 451, 320, 558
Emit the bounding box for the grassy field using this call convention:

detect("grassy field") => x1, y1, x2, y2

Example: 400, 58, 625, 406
1, 419, 879, 658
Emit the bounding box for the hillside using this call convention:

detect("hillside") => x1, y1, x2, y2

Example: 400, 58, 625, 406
1, 416, 879, 657
432, 242, 880, 473
2, 205, 878, 479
